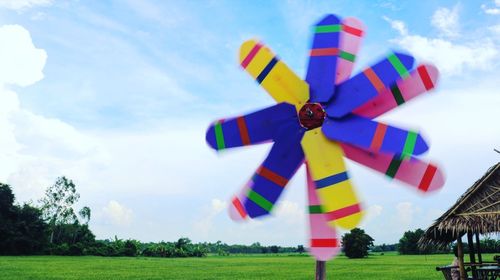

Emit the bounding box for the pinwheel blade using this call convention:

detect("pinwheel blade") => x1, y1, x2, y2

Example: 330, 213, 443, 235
306, 14, 341, 103
354, 64, 439, 118
243, 122, 305, 218
341, 144, 444, 193
336, 17, 365, 84
306, 163, 340, 261
206, 102, 297, 151
326, 52, 414, 118
301, 128, 363, 230
240, 40, 309, 109
322, 114, 428, 157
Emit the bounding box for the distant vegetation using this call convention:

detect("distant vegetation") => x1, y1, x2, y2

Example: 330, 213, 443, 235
0, 179, 302, 257
1, 179, 497, 258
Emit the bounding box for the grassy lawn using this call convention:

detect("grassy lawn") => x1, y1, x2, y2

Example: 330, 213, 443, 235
0, 253, 495, 279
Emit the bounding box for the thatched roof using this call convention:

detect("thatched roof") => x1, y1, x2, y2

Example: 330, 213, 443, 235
420, 162, 500, 248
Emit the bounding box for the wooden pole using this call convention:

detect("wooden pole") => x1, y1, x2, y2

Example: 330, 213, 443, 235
467, 232, 477, 278
475, 233, 483, 264
457, 237, 467, 280
315, 260, 326, 280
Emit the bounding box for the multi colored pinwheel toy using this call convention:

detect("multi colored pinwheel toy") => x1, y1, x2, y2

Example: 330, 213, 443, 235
206, 14, 444, 261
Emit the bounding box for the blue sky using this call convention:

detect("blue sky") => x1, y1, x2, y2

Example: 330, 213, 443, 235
0, 0, 499, 246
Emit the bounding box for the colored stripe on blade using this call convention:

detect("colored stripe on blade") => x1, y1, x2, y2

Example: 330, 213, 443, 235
232, 197, 247, 219
342, 24, 363, 37
311, 239, 338, 247
315, 172, 349, 189
241, 43, 263, 68
325, 203, 361, 221
236, 116, 251, 145
214, 121, 225, 150
402, 131, 418, 158
418, 164, 438, 192
310, 48, 339, 56
388, 53, 410, 78
256, 166, 288, 187
385, 155, 403, 178
418, 65, 434, 90
315, 24, 341, 33
370, 123, 388, 151
309, 205, 323, 214
363, 68, 385, 92
256, 57, 278, 84
247, 190, 273, 212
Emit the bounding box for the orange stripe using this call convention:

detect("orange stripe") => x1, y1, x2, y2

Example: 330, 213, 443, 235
310, 48, 339, 56
232, 197, 247, 218
370, 123, 388, 151
363, 68, 385, 92
257, 166, 288, 187
236, 116, 251, 145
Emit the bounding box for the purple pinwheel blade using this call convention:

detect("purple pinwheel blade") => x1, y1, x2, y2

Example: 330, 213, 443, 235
306, 14, 341, 103
321, 114, 428, 157
325, 52, 415, 118
206, 102, 297, 151
244, 121, 305, 218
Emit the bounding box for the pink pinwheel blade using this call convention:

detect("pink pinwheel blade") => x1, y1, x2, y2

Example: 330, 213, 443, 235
306, 163, 340, 261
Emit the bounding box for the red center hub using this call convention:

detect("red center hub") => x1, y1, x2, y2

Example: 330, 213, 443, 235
298, 103, 326, 130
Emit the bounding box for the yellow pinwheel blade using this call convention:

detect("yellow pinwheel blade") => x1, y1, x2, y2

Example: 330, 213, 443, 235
239, 39, 309, 110
301, 128, 363, 230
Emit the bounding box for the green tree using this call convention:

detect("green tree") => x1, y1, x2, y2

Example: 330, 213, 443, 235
78, 206, 91, 225
398, 229, 425, 255
0, 183, 48, 255
39, 176, 86, 243
296, 245, 305, 254
342, 228, 374, 258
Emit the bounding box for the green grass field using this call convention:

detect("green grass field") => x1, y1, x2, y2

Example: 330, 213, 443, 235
0, 253, 493, 279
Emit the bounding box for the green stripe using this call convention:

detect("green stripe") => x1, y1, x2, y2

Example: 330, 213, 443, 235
402, 131, 418, 158
390, 85, 405, 105
308, 205, 323, 214
385, 156, 403, 178
247, 190, 273, 212
315, 24, 341, 33
340, 51, 356, 62
387, 53, 409, 78
214, 122, 225, 150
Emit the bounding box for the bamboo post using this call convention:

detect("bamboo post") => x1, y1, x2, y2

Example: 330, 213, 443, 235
315, 260, 326, 280
457, 237, 467, 280
475, 233, 483, 264
467, 232, 477, 278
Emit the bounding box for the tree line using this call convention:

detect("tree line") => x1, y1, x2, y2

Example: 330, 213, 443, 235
0, 178, 302, 257
1, 178, 497, 258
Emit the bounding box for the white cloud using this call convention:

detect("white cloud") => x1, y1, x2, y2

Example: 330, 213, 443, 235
431, 5, 460, 38
0, 25, 47, 87
102, 200, 133, 227
382, 16, 408, 36
384, 17, 498, 76
481, 0, 500, 15
274, 200, 305, 226
0, 24, 108, 202
395, 202, 414, 228
193, 198, 227, 235
0, 0, 52, 11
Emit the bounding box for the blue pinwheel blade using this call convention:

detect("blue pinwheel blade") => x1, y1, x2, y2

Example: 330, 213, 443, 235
206, 102, 297, 151
244, 121, 305, 218
306, 14, 341, 103
325, 52, 415, 118
321, 114, 428, 157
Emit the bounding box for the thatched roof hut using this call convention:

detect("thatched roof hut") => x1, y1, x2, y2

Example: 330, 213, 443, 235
420, 162, 500, 248
419, 162, 499, 280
